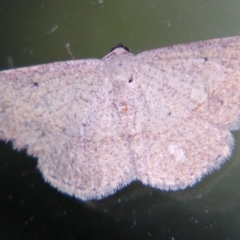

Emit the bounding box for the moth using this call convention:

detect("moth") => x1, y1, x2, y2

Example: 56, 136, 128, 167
0, 37, 240, 200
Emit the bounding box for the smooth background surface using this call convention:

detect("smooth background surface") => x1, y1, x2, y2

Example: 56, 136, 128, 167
1, 0, 240, 239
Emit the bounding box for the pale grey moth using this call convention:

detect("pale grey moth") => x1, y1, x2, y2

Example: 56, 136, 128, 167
0, 37, 240, 200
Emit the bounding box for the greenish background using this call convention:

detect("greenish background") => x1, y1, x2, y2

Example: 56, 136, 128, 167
1, 0, 240, 239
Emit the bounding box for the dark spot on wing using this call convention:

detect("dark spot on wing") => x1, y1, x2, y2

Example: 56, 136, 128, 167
128, 75, 133, 83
